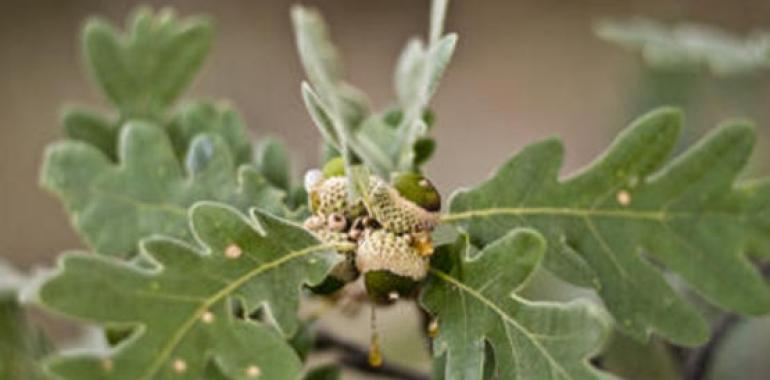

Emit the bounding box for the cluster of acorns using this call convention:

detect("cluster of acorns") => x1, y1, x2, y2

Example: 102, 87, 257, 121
303, 158, 441, 303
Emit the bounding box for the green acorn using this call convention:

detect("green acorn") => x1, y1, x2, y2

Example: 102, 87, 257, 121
322, 156, 346, 178
364, 270, 419, 303
356, 230, 428, 303
309, 253, 359, 294
391, 172, 441, 211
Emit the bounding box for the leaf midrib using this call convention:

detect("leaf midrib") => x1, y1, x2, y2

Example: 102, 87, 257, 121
441, 206, 751, 223
429, 268, 573, 380
139, 243, 332, 380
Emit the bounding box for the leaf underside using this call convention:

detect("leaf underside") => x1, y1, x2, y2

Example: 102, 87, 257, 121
41, 121, 286, 257
421, 230, 613, 380
447, 107, 770, 345
39, 203, 339, 380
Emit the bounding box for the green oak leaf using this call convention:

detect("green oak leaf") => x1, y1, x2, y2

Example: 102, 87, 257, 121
38, 203, 341, 380
83, 7, 212, 119
600, 333, 680, 380
61, 105, 120, 161
445, 107, 770, 345
421, 230, 613, 380
303, 364, 341, 380
41, 121, 286, 257
168, 101, 253, 166
0, 295, 51, 380
255, 137, 292, 192
0, 262, 52, 380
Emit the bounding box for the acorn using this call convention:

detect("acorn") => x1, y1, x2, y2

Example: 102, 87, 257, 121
356, 230, 429, 303
308, 176, 366, 219
308, 252, 359, 294
367, 180, 438, 234
391, 172, 441, 212
364, 270, 420, 304
322, 156, 346, 178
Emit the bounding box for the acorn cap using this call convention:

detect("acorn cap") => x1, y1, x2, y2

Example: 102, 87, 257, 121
391, 172, 441, 211
356, 230, 429, 280
368, 182, 438, 234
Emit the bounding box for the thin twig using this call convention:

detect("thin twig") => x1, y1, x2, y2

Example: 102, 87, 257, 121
683, 261, 770, 380
315, 329, 430, 380
685, 313, 740, 380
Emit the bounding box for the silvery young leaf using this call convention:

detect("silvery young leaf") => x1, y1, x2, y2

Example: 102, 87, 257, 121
421, 229, 613, 380
41, 121, 286, 257
393, 35, 456, 111
293, 6, 374, 187
168, 101, 253, 166
595, 18, 770, 75
0, 294, 51, 380
446, 107, 770, 345
301, 83, 341, 152
393, 23, 456, 170
83, 8, 212, 119
38, 203, 340, 380
291, 6, 369, 128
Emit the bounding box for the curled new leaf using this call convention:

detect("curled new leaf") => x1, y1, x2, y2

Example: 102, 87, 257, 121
38, 203, 340, 380
421, 230, 613, 380
446, 107, 770, 345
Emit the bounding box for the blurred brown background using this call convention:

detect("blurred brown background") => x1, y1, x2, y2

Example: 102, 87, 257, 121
1, 0, 770, 378
3, 0, 770, 267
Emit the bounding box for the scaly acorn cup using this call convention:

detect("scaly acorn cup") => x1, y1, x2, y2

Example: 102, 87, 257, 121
357, 229, 429, 303
367, 179, 439, 234
303, 168, 441, 298
307, 167, 367, 219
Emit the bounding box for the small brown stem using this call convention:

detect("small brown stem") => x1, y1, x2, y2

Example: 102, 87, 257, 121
683, 261, 770, 380
315, 329, 430, 380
